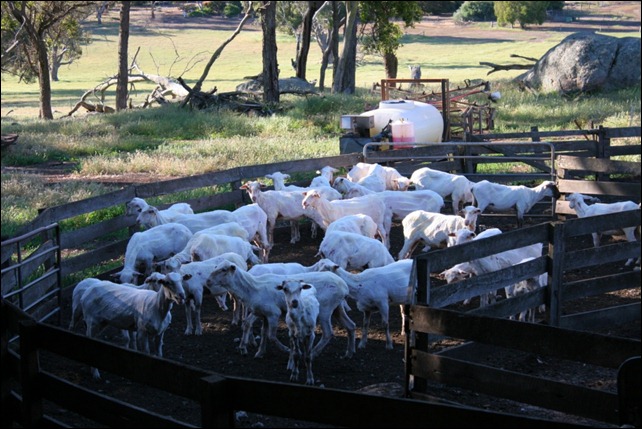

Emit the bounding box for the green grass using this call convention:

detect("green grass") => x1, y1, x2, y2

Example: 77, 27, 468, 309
1, 6, 640, 238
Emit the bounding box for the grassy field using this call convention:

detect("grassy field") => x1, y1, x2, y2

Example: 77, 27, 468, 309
1, 3, 640, 237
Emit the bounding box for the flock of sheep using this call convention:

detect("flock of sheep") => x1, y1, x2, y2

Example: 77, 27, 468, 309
67, 162, 640, 385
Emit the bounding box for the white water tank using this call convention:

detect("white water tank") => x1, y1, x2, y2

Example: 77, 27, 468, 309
360, 99, 444, 143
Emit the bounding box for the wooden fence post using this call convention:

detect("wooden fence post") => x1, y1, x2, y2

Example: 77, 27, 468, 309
597, 125, 610, 182
546, 221, 565, 327
200, 374, 234, 428
18, 319, 43, 427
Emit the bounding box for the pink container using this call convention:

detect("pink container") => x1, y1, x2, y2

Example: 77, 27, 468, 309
391, 119, 415, 149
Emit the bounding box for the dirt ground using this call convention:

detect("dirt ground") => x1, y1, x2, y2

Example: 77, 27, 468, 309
49, 212, 640, 428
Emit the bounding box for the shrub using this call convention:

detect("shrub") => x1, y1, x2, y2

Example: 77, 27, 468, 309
453, 1, 496, 23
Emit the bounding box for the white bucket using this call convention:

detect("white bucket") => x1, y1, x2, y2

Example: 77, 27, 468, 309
360, 99, 443, 143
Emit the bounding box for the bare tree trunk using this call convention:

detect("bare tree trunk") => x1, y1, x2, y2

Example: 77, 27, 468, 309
37, 38, 54, 119
332, 1, 357, 94
295, 1, 323, 81
116, 1, 131, 111
384, 52, 398, 79
260, 1, 279, 103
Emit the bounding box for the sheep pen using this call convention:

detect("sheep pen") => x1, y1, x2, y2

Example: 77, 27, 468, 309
48, 213, 640, 428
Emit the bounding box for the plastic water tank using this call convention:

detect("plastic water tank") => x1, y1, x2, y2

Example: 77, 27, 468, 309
360, 99, 444, 143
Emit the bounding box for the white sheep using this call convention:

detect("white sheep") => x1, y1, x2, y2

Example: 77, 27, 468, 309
566, 192, 640, 267
137, 205, 237, 233
185, 232, 262, 265
471, 179, 560, 227
324, 259, 414, 350
248, 258, 337, 277
276, 279, 320, 385
156, 222, 259, 270
398, 206, 482, 260
301, 189, 390, 247
265, 171, 342, 240
352, 163, 388, 192
342, 187, 446, 223
324, 214, 378, 238
441, 229, 543, 307
311, 165, 340, 188
204, 261, 356, 360
112, 222, 193, 285
240, 180, 322, 245
170, 252, 249, 335
409, 167, 476, 214
347, 162, 403, 191
126, 197, 193, 219
76, 271, 185, 379
510, 257, 548, 322
231, 203, 271, 263
317, 231, 395, 271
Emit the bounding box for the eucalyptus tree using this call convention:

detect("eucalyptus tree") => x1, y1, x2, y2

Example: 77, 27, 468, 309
358, 1, 423, 79
1, 1, 95, 119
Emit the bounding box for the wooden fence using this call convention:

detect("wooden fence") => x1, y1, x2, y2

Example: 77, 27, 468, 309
1, 126, 640, 427
405, 208, 641, 426
3, 299, 606, 428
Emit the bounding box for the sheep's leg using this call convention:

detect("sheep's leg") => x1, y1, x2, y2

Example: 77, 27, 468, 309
239, 314, 256, 355
303, 334, 315, 385
289, 336, 300, 382
380, 306, 393, 350
184, 302, 194, 335
398, 238, 419, 260
322, 304, 356, 359
358, 311, 372, 349
194, 301, 203, 336
286, 336, 296, 372
289, 220, 301, 244
311, 314, 334, 359
86, 322, 102, 380
255, 315, 289, 359
623, 229, 637, 266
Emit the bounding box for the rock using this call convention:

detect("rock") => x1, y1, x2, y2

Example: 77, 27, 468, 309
517, 32, 641, 93
236, 76, 317, 94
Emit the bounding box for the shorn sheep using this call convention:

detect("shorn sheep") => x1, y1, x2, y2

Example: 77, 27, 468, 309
409, 167, 475, 214
566, 192, 640, 267
73, 272, 185, 379
317, 231, 395, 271
471, 180, 560, 227
276, 279, 320, 385
126, 197, 193, 220
398, 206, 481, 260
301, 189, 390, 248
323, 259, 414, 350
112, 222, 193, 285
205, 261, 356, 360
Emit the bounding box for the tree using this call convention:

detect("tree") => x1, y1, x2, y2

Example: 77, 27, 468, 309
332, 1, 358, 94
116, 1, 130, 111
258, 1, 279, 103
494, 1, 549, 29
48, 15, 91, 81
294, 1, 324, 81
358, 1, 423, 79
1, 1, 95, 119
